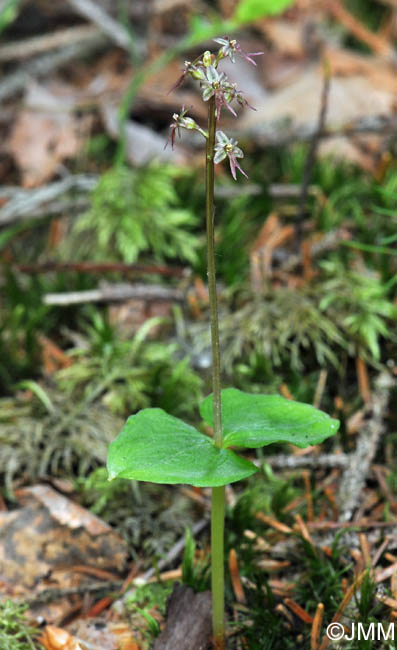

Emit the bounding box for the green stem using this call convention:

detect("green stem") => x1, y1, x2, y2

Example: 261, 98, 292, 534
206, 96, 222, 448
206, 95, 226, 649
211, 485, 226, 649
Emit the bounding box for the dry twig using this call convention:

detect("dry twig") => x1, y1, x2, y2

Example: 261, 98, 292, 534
43, 283, 185, 306
338, 372, 394, 521
66, 0, 135, 51
0, 25, 101, 62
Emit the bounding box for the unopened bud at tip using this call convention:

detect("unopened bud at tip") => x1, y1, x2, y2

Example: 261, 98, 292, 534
203, 50, 213, 67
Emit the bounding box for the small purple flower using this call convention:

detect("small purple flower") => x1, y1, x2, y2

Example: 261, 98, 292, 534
165, 106, 207, 149
214, 131, 247, 180
200, 66, 237, 119
168, 61, 205, 95
214, 37, 264, 66
224, 84, 257, 113
165, 106, 189, 149
235, 91, 257, 112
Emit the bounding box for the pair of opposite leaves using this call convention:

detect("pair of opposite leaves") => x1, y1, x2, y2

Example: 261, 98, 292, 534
107, 388, 340, 487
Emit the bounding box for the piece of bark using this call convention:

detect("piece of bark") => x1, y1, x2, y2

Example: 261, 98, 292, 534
152, 584, 212, 650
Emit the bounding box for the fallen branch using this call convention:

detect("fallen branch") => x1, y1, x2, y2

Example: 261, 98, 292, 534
337, 371, 394, 521
43, 283, 185, 306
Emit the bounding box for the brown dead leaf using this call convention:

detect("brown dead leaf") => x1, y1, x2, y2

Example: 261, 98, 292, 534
0, 485, 127, 623
242, 61, 395, 164
40, 626, 84, 650
40, 335, 73, 375
7, 82, 90, 187
66, 619, 140, 650
259, 18, 305, 58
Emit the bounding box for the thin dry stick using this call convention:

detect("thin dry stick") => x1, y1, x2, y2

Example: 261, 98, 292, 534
313, 369, 328, 409
295, 514, 317, 553
256, 453, 348, 470
284, 598, 313, 624
375, 561, 397, 583
297, 59, 331, 225
303, 470, 314, 522
256, 512, 293, 534
356, 356, 372, 405
66, 0, 134, 51
43, 284, 184, 306
308, 519, 397, 531
311, 603, 324, 650
0, 25, 100, 62
229, 549, 246, 604
359, 532, 371, 567
372, 537, 391, 568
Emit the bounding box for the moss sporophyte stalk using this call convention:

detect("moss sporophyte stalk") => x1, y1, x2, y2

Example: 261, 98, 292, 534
107, 37, 340, 649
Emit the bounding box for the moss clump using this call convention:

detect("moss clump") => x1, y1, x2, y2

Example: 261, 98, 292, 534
0, 600, 38, 650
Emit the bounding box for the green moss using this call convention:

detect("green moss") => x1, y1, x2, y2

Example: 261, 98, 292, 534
0, 600, 38, 650
71, 163, 199, 264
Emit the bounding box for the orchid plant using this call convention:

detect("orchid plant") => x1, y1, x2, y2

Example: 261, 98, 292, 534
107, 37, 340, 649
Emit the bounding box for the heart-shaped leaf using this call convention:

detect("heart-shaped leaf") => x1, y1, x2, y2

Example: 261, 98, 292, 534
107, 408, 257, 487
200, 388, 340, 449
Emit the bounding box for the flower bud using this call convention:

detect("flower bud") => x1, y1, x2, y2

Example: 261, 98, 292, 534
180, 117, 197, 130
191, 67, 205, 81
202, 51, 213, 67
